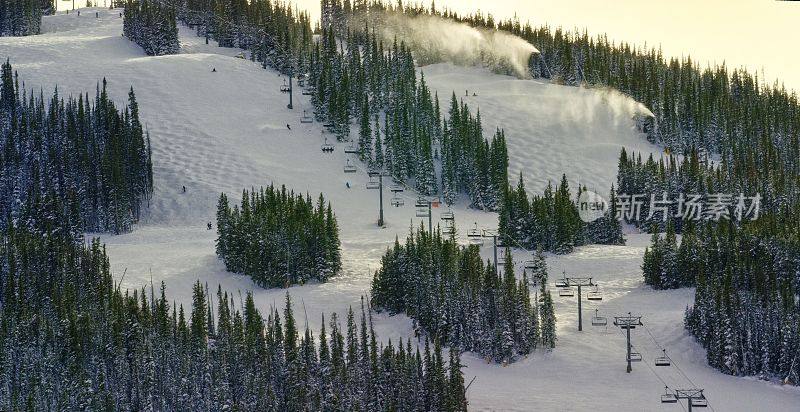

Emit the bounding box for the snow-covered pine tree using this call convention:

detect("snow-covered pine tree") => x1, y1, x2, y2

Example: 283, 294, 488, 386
123, 0, 179, 56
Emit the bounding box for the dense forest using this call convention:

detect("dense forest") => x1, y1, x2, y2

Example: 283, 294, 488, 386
499, 173, 624, 254
123, 0, 180, 56
371, 226, 556, 364
620, 144, 799, 384
0, 61, 153, 235
308, 27, 509, 208
173, 0, 313, 74
216, 186, 341, 288
316, 4, 509, 208
0, 224, 466, 410
0, 0, 51, 36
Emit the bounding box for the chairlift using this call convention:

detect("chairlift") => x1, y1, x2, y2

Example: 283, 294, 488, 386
587, 286, 603, 301
654, 349, 671, 367
554, 274, 568, 288
442, 224, 455, 236
320, 138, 334, 153
300, 110, 313, 124
280, 79, 290, 93
390, 196, 404, 207
302, 89, 312, 95
591, 309, 607, 326
415, 197, 428, 208
343, 159, 357, 173
416, 207, 430, 218
366, 177, 380, 190
613, 318, 638, 329
524, 260, 536, 270
660, 387, 677, 404
690, 397, 708, 408
440, 210, 454, 220
467, 223, 483, 245
344, 142, 359, 154
390, 182, 404, 193
559, 287, 574, 297
627, 351, 642, 362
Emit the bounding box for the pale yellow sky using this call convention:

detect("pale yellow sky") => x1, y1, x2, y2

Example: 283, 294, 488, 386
294, 0, 800, 91
57, 0, 800, 91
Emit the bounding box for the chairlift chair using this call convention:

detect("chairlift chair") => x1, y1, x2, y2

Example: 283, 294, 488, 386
280, 80, 290, 93
467, 223, 483, 245
440, 210, 454, 220
559, 287, 574, 297
415, 197, 428, 208
442, 224, 455, 236
627, 351, 642, 362
591, 309, 607, 326
302, 89, 312, 95
320, 138, 334, 153
524, 260, 536, 270
613, 319, 638, 329
390, 196, 404, 207
654, 349, 671, 367
300, 110, 313, 124
587, 286, 603, 301
660, 387, 677, 404
344, 143, 359, 154
554, 278, 568, 288
365, 178, 380, 190
690, 397, 708, 408
390, 183, 404, 193
343, 160, 357, 173
416, 207, 430, 218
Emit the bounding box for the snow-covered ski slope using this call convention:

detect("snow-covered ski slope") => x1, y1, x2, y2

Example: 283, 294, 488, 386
2, 9, 798, 411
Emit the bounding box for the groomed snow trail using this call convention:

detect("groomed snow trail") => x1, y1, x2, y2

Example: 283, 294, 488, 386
2, 9, 798, 411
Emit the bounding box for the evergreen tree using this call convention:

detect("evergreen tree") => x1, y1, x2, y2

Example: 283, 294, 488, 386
123, 0, 180, 56
372, 224, 551, 363
215, 185, 341, 288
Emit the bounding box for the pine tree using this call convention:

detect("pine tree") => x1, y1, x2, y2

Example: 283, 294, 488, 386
357, 94, 372, 162
539, 283, 557, 350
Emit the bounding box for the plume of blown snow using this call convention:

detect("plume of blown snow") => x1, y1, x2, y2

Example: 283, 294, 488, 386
364, 12, 538, 78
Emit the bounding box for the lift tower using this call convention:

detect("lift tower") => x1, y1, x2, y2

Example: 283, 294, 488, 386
613, 312, 643, 373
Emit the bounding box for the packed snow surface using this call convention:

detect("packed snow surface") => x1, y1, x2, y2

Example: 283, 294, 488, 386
2, 9, 798, 411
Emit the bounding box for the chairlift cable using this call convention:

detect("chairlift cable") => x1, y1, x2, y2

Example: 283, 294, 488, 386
640, 323, 715, 412
613, 325, 688, 411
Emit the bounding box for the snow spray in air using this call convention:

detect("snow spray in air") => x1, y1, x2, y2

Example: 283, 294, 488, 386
355, 12, 539, 78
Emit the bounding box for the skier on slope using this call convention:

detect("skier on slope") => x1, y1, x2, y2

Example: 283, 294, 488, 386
286, 124, 291, 130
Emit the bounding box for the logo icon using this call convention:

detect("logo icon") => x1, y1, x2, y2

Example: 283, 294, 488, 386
578, 190, 608, 223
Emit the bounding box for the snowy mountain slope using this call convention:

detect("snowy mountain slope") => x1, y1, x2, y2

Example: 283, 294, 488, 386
2, 9, 798, 411
421, 63, 659, 194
